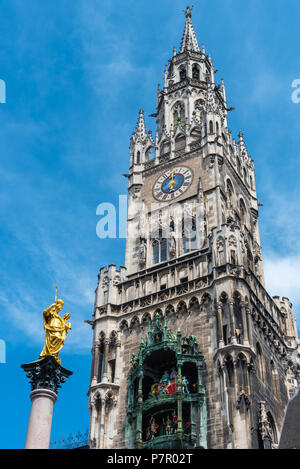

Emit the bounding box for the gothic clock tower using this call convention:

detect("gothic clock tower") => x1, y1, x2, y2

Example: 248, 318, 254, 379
87, 7, 300, 449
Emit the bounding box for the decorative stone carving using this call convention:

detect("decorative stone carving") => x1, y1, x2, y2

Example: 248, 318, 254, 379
139, 238, 147, 267
21, 356, 73, 394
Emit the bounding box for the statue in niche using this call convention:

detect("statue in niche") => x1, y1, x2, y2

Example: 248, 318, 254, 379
160, 370, 170, 392
172, 411, 178, 434
163, 414, 172, 435
139, 238, 147, 267
235, 323, 243, 344
216, 237, 225, 266
149, 417, 159, 439
169, 231, 176, 258
182, 376, 190, 393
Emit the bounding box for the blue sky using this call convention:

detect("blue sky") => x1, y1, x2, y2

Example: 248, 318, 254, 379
0, 0, 300, 449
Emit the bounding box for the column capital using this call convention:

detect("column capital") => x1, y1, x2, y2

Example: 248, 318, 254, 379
21, 356, 73, 395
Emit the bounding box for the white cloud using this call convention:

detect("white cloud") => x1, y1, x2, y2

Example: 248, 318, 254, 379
264, 254, 300, 320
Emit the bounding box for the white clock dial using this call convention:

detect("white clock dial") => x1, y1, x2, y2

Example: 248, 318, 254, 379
153, 166, 193, 201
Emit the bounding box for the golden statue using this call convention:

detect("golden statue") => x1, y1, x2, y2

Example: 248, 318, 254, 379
39, 287, 71, 365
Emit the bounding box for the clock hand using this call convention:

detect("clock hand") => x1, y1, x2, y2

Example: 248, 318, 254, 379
169, 170, 176, 191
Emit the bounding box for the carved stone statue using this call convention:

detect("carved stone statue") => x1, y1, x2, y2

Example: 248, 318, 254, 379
39, 289, 71, 365
169, 232, 176, 258
139, 238, 147, 266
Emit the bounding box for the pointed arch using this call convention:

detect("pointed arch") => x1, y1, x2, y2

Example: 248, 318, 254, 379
165, 304, 175, 317
119, 319, 129, 331
176, 300, 188, 316
189, 296, 199, 311
192, 63, 200, 80
141, 312, 151, 326
226, 178, 235, 207
179, 65, 187, 81
239, 198, 247, 226
201, 292, 212, 305
175, 133, 186, 151
160, 139, 170, 156
145, 146, 156, 161
256, 342, 265, 382
130, 315, 140, 330
173, 101, 185, 131
267, 412, 278, 445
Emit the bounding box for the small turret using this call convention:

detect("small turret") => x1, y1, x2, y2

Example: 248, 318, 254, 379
130, 109, 155, 167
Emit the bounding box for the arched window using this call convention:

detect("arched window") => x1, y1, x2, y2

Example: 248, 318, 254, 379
270, 361, 280, 400
175, 134, 186, 151
216, 121, 220, 135
108, 332, 117, 383
267, 412, 278, 445
179, 66, 187, 81
182, 215, 196, 254
256, 343, 265, 382
136, 151, 141, 164
209, 120, 214, 134
192, 64, 200, 80
153, 240, 159, 265
146, 147, 156, 160
160, 238, 167, 262
160, 140, 170, 156
226, 179, 235, 206
240, 199, 247, 226
152, 238, 167, 265
173, 102, 185, 130
98, 334, 106, 383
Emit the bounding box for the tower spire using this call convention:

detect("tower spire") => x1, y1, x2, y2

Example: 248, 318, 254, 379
134, 109, 147, 141
180, 6, 200, 53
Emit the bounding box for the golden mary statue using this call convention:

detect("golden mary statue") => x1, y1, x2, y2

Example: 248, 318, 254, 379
39, 287, 71, 365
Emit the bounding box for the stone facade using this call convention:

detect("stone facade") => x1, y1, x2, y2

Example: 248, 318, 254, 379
87, 9, 300, 449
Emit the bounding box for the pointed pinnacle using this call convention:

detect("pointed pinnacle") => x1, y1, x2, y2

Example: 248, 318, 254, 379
134, 109, 147, 140
180, 7, 200, 53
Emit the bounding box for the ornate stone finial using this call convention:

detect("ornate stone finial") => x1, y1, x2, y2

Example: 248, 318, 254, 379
134, 108, 147, 142
39, 289, 71, 365
184, 5, 194, 18
180, 6, 200, 53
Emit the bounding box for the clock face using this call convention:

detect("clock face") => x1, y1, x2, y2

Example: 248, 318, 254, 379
153, 166, 193, 201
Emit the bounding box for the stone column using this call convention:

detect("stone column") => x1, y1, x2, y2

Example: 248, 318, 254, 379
229, 300, 237, 344
199, 396, 207, 449
114, 339, 122, 385
136, 368, 144, 449
177, 361, 183, 440
246, 305, 253, 346
21, 356, 72, 450
91, 343, 100, 386
216, 302, 224, 348
241, 302, 249, 346
102, 339, 110, 383
25, 389, 57, 449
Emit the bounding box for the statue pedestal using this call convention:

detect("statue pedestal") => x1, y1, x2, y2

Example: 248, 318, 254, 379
21, 356, 72, 449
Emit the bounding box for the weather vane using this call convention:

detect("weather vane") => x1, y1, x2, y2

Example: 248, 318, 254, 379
39, 285, 71, 365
